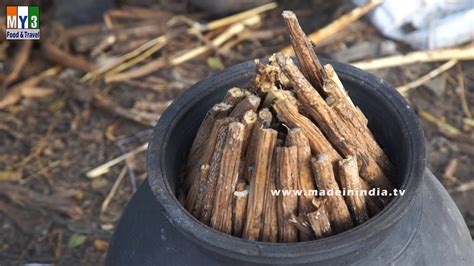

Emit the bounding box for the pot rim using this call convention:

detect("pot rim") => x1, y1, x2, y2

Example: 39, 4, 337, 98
147, 58, 426, 263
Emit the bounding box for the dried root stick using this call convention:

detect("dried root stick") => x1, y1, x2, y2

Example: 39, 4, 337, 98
276, 146, 299, 243
273, 97, 341, 163
233, 181, 249, 237
186, 102, 234, 180
243, 108, 273, 182
286, 128, 316, 241
186, 117, 236, 216
307, 206, 332, 239
243, 128, 278, 240
282, 11, 326, 92
200, 124, 231, 224
280, 11, 394, 176
261, 149, 279, 242
311, 154, 353, 233
277, 53, 393, 192
223, 87, 246, 105
326, 65, 394, 175
288, 214, 314, 240
211, 122, 245, 234
338, 156, 369, 225
230, 94, 261, 119
241, 110, 258, 156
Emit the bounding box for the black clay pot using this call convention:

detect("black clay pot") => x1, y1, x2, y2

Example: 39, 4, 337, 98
106, 59, 474, 265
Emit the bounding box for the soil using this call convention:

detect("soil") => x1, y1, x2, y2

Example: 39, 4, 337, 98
0, 0, 472, 264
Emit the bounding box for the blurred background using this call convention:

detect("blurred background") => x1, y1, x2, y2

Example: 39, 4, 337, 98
0, 0, 472, 264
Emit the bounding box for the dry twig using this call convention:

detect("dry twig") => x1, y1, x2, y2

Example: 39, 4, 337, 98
0, 183, 83, 220
396, 59, 458, 95
353, 46, 474, 70
41, 43, 93, 72
456, 63, 472, 119
106, 16, 261, 83
101, 166, 128, 212
93, 94, 163, 126
3, 40, 32, 89
0, 66, 62, 110
86, 143, 148, 178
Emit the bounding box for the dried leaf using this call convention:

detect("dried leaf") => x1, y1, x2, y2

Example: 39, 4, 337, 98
0, 200, 48, 234
207, 57, 224, 70
0, 92, 21, 110
0, 183, 83, 219
94, 239, 109, 251
0, 171, 22, 181
101, 224, 114, 230
67, 234, 87, 249
20, 87, 55, 98
91, 178, 109, 190
0, 66, 61, 110
48, 98, 66, 112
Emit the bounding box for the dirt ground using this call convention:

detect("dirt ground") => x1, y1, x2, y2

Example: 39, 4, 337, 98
0, 0, 472, 265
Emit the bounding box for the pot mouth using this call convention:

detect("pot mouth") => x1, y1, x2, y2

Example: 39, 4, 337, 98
147, 58, 426, 263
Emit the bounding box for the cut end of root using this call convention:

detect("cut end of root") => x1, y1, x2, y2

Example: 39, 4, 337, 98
339, 155, 357, 167
275, 53, 289, 65
214, 102, 233, 111
325, 95, 337, 106
261, 128, 279, 135
316, 153, 329, 162
234, 189, 249, 198
323, 64, 335, 77
228, 87, 245, 97
264, 89, 286, 107
248, 94, 261, 106
243, 110, 258, 123
281, 10, 296, 19
258, 108, 272, 119
288, 128, 302, 134
200, 164, 210, 171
